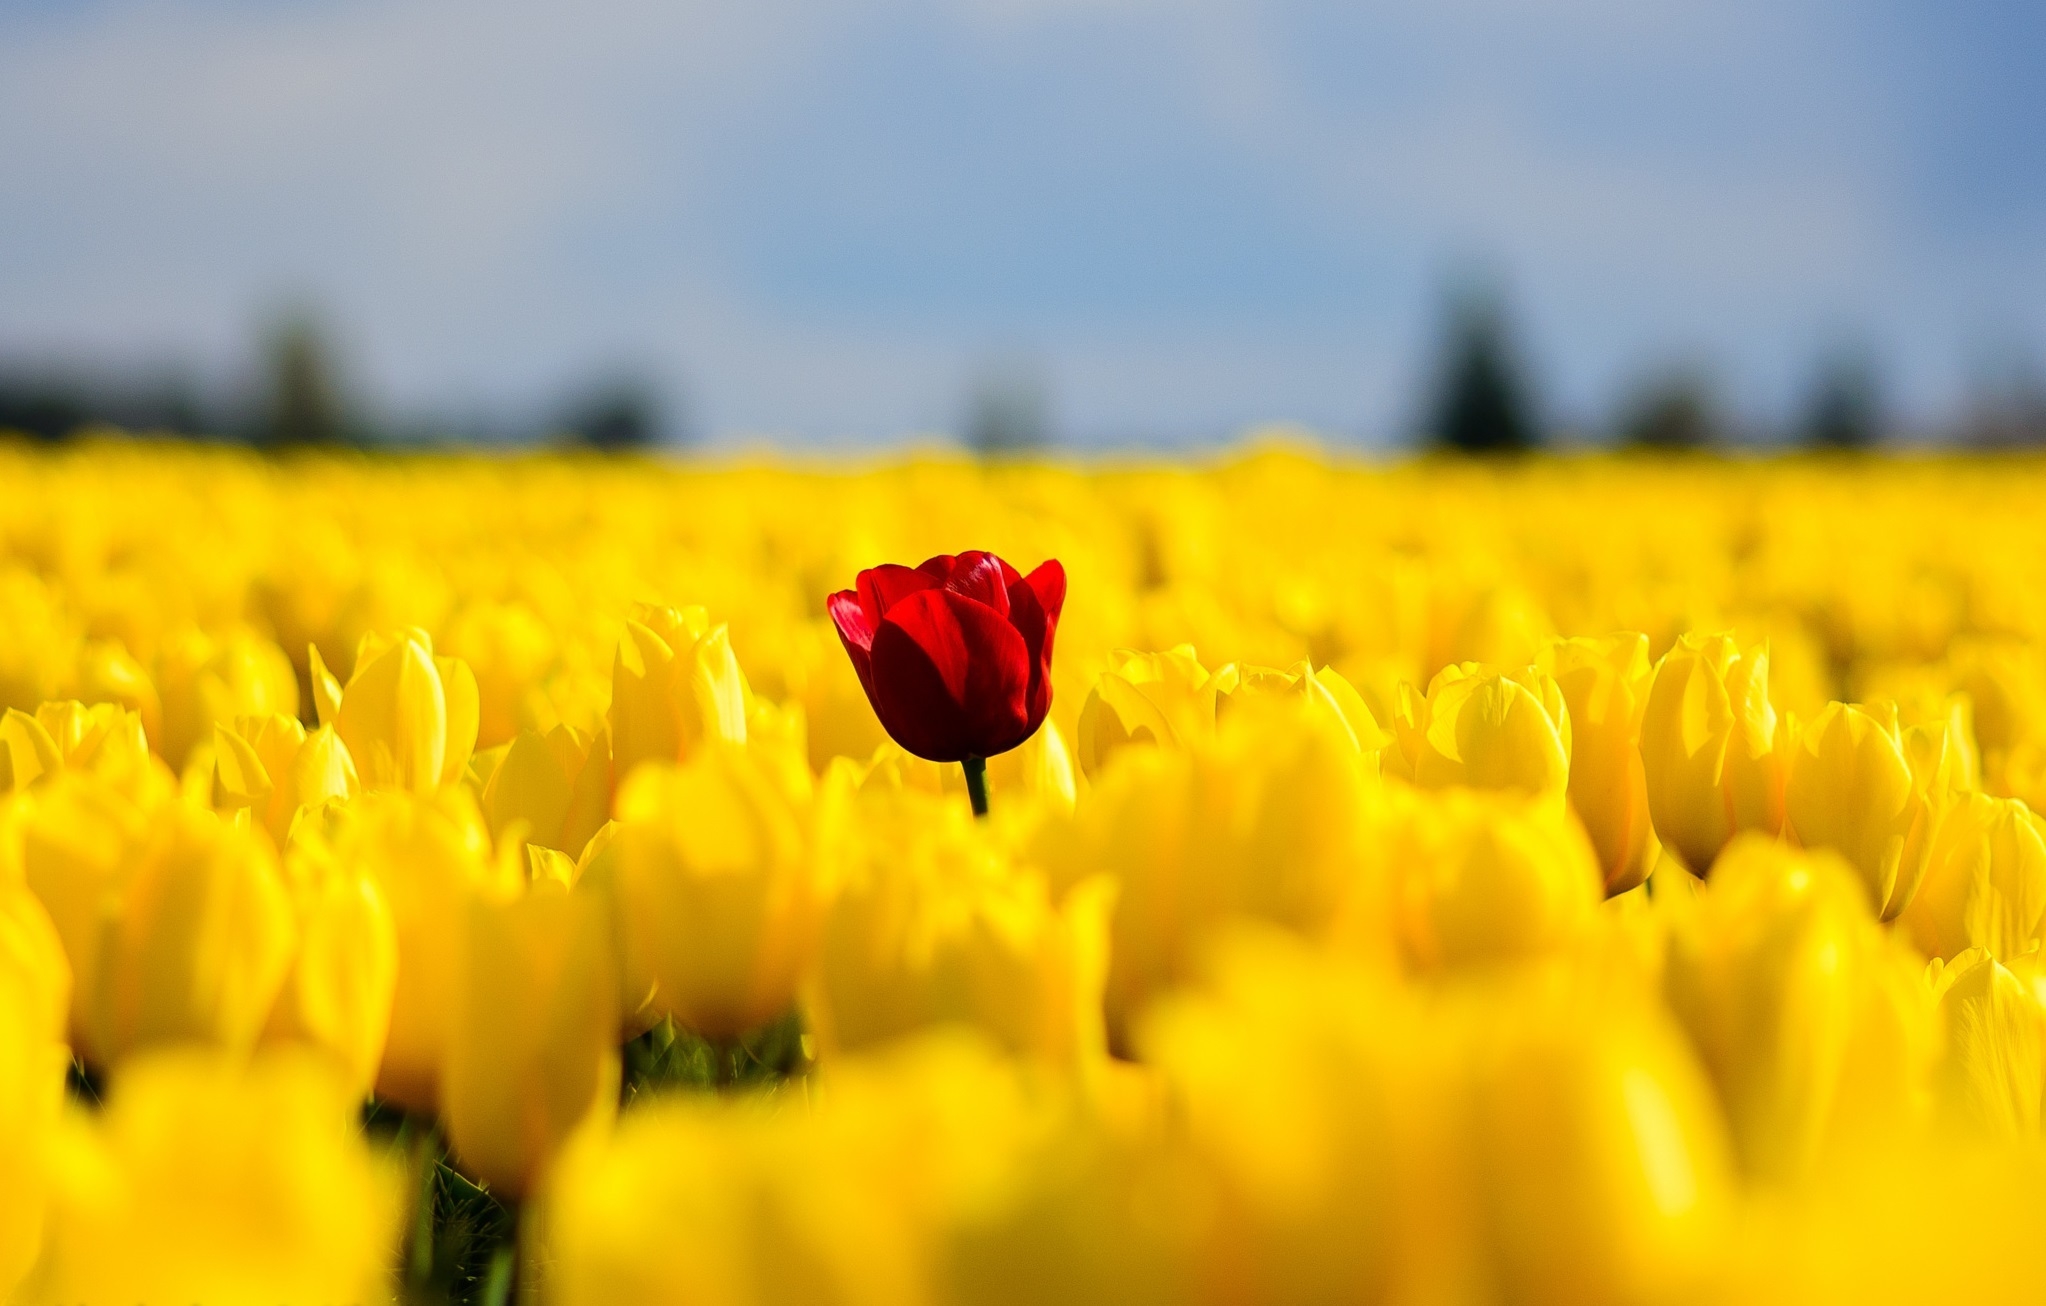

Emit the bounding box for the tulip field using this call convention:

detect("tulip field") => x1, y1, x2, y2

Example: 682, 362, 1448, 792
7, 439, 2046, 1303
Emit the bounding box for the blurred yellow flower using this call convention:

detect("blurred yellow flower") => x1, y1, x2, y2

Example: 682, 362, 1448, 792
17, 1048, 398, 1306
1639, 633, 1789, 875
1384, 662, 1571, 798
329, 628, 479, 794
616, 742, 816, 1041
441, 875, 618, 1199
609, 603, 750, 787
1544, 633, 1659, 895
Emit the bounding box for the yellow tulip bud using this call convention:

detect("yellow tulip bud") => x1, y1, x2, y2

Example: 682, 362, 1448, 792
0, 883, 70, 1049
330, 788, 514, 1111
479, 722, 611, 861
808, 786, 1111, 1067
73, 638, 161, 746
1074, 645, 1220, 778
1900, 792, 2046, 962
441, 598, 561, 749
0, 948, 67, 1297
1380, 787, 1602, 973
1639, 633, 1788, 874
1930, 948, 2043, 1138
260, 836, 397, 1096
209, 714, 358, 847
609, 604, 750, 787
19, 1048, 398, 1305
0, 701, 159, 796
153, 625, 301, 770
1465, 989, 1734, 1306
332, 628, 479, 793
1663, 836, 1905, 1181
1785, 702, 1950, 920
1544, 634, 1658, 895
1038, 704, 1368, 1051
1384, 662, 1571, 798
1215, 657, 1387, 761
616, 743, 816, 1041
441, 878, 619, 1199
71, 802, 297, 1069
13, 774, 152, 1051
567, 821, 661, 1039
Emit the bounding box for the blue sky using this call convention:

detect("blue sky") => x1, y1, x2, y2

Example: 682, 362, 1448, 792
1, 0, 2042, 445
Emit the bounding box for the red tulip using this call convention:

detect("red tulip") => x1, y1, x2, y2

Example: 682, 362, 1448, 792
828, 551, 1066, 767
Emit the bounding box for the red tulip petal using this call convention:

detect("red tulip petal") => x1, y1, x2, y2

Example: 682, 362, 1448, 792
1024, 558, 1066, 623
942, 551, 1011, 619
870, 589, 1031, 762
916, 554, 959, 585
827, 590, 878, 701
827, 589, 873, 650
1005, 577, 1055, 731
858, 564, 941, 627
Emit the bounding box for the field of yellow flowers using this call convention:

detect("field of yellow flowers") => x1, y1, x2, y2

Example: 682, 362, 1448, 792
3, 438, 2046, 1304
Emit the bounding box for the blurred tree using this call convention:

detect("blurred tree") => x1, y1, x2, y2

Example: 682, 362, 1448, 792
0, 374, 87, 442
557, 377, 671, 451
1428, 290, 1540, 453
1800, 349, 1882, 450
1958, 350, 2046, 449
261, 315, 350, 448
965, 359, 1051, 456
1617, 371, 1720, 450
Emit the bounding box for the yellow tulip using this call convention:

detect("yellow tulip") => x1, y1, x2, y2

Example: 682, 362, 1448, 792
153, 624, 301, 770
441, 876, 618, 1199
478, 722, 610, 860
1663, 836, 1923, 1181
0, 892, 68, 1298
18, 1048, 398, 1305
1900, 792, 2046, 962
11, 773, 152, 1051
807, 785, 1112, 1067
1379, 786, 1602, 974
1639, 633, 1789, 875
0, 883, 70, 1048
1465, 986, 1734, 1306
1136, 931, 1424, 1306
1037, 703, 1369, 1050
1215, 656, 1387, 761
328, 788, 515, 1111
0, 701, 160, 796
1930, 948, 2043, 1138
70, 801, 297, 1069
608, 603, 750, 787
544, 1030, 1037, 1306
73, 638, 161, 745
331, 627, 479, 793
1074, 645, 1221, 778
562, 820, 661, 1039
208, 713, 359, 846
441, 598, 562, 749
1384, 662, 1571, 798
1544, 634, 1658, 895
616, 742, 816, 1041
1785, 702, 1955, 920
260, 834, 397, 1096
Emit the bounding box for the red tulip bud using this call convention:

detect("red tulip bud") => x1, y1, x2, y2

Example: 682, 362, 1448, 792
828, 552, 1066, 765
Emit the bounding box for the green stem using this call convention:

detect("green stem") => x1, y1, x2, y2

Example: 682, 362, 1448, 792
962, 755, 989, 818
481, 1242, 515, 1306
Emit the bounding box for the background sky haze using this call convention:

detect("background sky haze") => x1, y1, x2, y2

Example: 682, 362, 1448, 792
2, 0, 2043, 446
